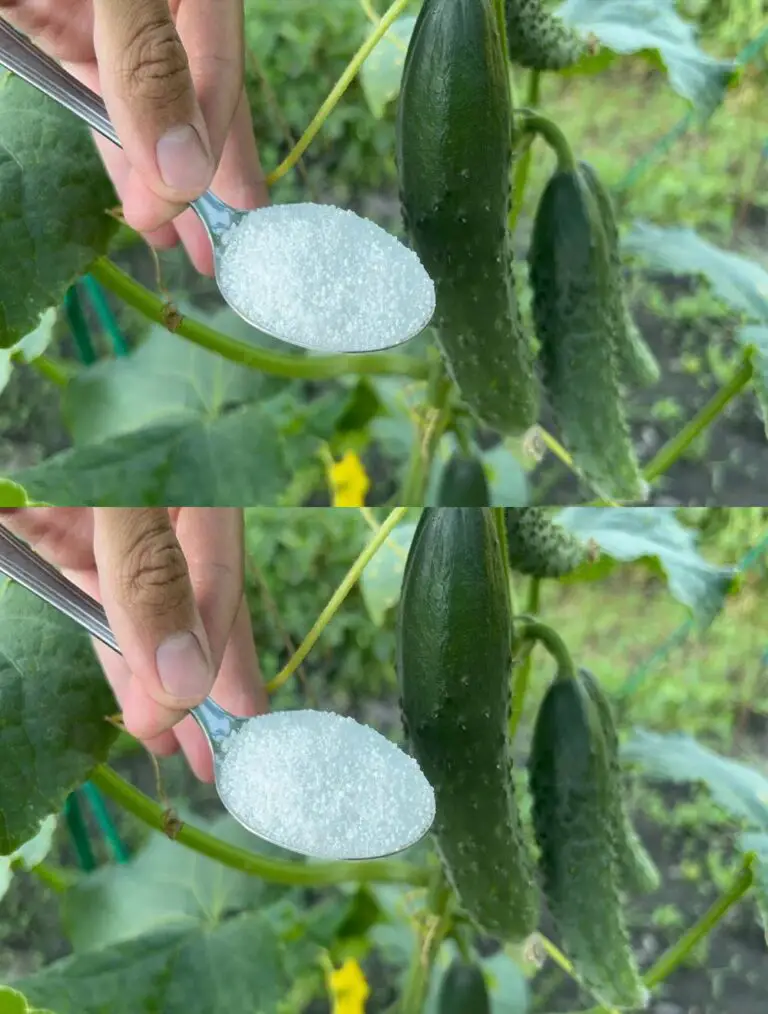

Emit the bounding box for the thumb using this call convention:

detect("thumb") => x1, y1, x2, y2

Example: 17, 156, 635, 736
93, 509, 215, 712
92, 0, 215, 202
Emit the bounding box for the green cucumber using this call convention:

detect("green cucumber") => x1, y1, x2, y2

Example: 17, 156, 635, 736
437, 956, 491, 1014
505, 0, 588, 70
578, 668, 660, 894
397, 508, 538, 940
436, 450, 491, 506
528, 673, 647, 1008
505, 508, 588, 577
396, 0, 538, 436
578, 162, 660, 388
528, 166, 647, 502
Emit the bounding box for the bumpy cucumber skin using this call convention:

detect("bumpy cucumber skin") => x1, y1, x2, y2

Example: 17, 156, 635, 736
528, 674, 647, 1008
578, 669, 660, 895
397, 508, 538, 940
437, 957, 492, 1014
396, 0, 538, 436
436, 450, 491, 506
505, 0, 587, 70
528, 168, 647, 502
578, 162, 660, 389
504, 508, 587, 578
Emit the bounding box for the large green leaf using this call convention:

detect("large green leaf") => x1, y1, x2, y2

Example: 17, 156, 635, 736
624, 222, 768, 323
0, 987, 55, 1014
61, 309, 291, 445
14, 391, 341, 506
61, 812, 293, 953
0, 585, 117, 854
359, 15, 416, 118
0, 76, 117, 348
557, 507, 736, 626
19, 894, 355, 1014
622, 729, 768, 830
558, 0, 735, 112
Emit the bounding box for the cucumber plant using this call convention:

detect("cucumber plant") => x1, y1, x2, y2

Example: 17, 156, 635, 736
0, 0, 758, 508
0, 505, 762, 1014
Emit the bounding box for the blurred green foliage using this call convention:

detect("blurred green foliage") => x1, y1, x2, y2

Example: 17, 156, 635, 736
243, 508, 398, 708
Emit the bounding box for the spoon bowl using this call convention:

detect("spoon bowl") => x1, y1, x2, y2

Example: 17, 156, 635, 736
0, 524, 436, 860
0, 19, 436, 354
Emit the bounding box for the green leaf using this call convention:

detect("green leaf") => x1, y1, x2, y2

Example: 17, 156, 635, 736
483, 951, 531, 1014
359, 521, 417, 625
0, 584, 118, 854
740, 833, 768, 942
0, 815, 58, 904
0, 309, 58, 397
61, 309, 290, 445
0, 478, 31, 507
622, 729, 768, 830
0, 986, 55, 1014
624, 222, 768, 323
359, 16, 416, 118
17, 899, 350, 1014
557, 507, 735, 626
14, 391, 342, 506
61, 811, 292, 952
558, 0, 735, 112
0, 76, 117, 348
482, 444, 530, 506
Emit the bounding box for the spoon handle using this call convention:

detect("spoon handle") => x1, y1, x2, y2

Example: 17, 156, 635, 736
0, 18, 119, 146
0, 524, 118, 651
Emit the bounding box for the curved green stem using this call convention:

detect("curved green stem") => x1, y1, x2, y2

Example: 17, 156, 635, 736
267, 0, 411, 185
509, 71, 542, 229
266, 506, 409, 692
399, 870, 453, 1014
24, 861, 76, 893
519, 111, 576, 172
399, 364, 452, 504
513, 616, 576, 680
508, 577, 542, 741
89, 258, 428, 382
25, 354, 71, 388
642, 351, 754, 483
643, 855, 753, 989
90, 765, 427, 888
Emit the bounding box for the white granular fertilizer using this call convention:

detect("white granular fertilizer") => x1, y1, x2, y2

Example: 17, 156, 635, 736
216, 203, 435, 353
217, 709, 435, 860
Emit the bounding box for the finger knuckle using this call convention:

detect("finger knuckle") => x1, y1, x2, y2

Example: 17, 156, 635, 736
119, 520, 190, 614
119, 17, 191, 107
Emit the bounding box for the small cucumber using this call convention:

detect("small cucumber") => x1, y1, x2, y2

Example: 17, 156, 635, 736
578, 669, 660, 895
437, 956, 491, 1014
505, 508, 588, 578
397, 508, 539, 940
505, 0, 588, 70
578, 162, 660, 388
528, 673, 647, 1008
528, 166, 647, 502
436, 450, 491, 506
397, 0, 538, 435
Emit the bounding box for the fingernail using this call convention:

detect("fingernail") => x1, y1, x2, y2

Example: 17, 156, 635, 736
156, 631, 212, 700
156, 125, 213, 192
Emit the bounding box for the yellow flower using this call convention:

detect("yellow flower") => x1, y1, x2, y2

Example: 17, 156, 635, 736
326, 958, 370, 1014
327, 450, 370, 507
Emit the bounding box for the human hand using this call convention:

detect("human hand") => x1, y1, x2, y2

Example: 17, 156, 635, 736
0, 507, 268, 782
0, 0, 269, 276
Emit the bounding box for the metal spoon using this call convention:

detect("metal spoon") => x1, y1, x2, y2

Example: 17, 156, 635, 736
0, 524, 435, 860
0, 19, 435, 355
